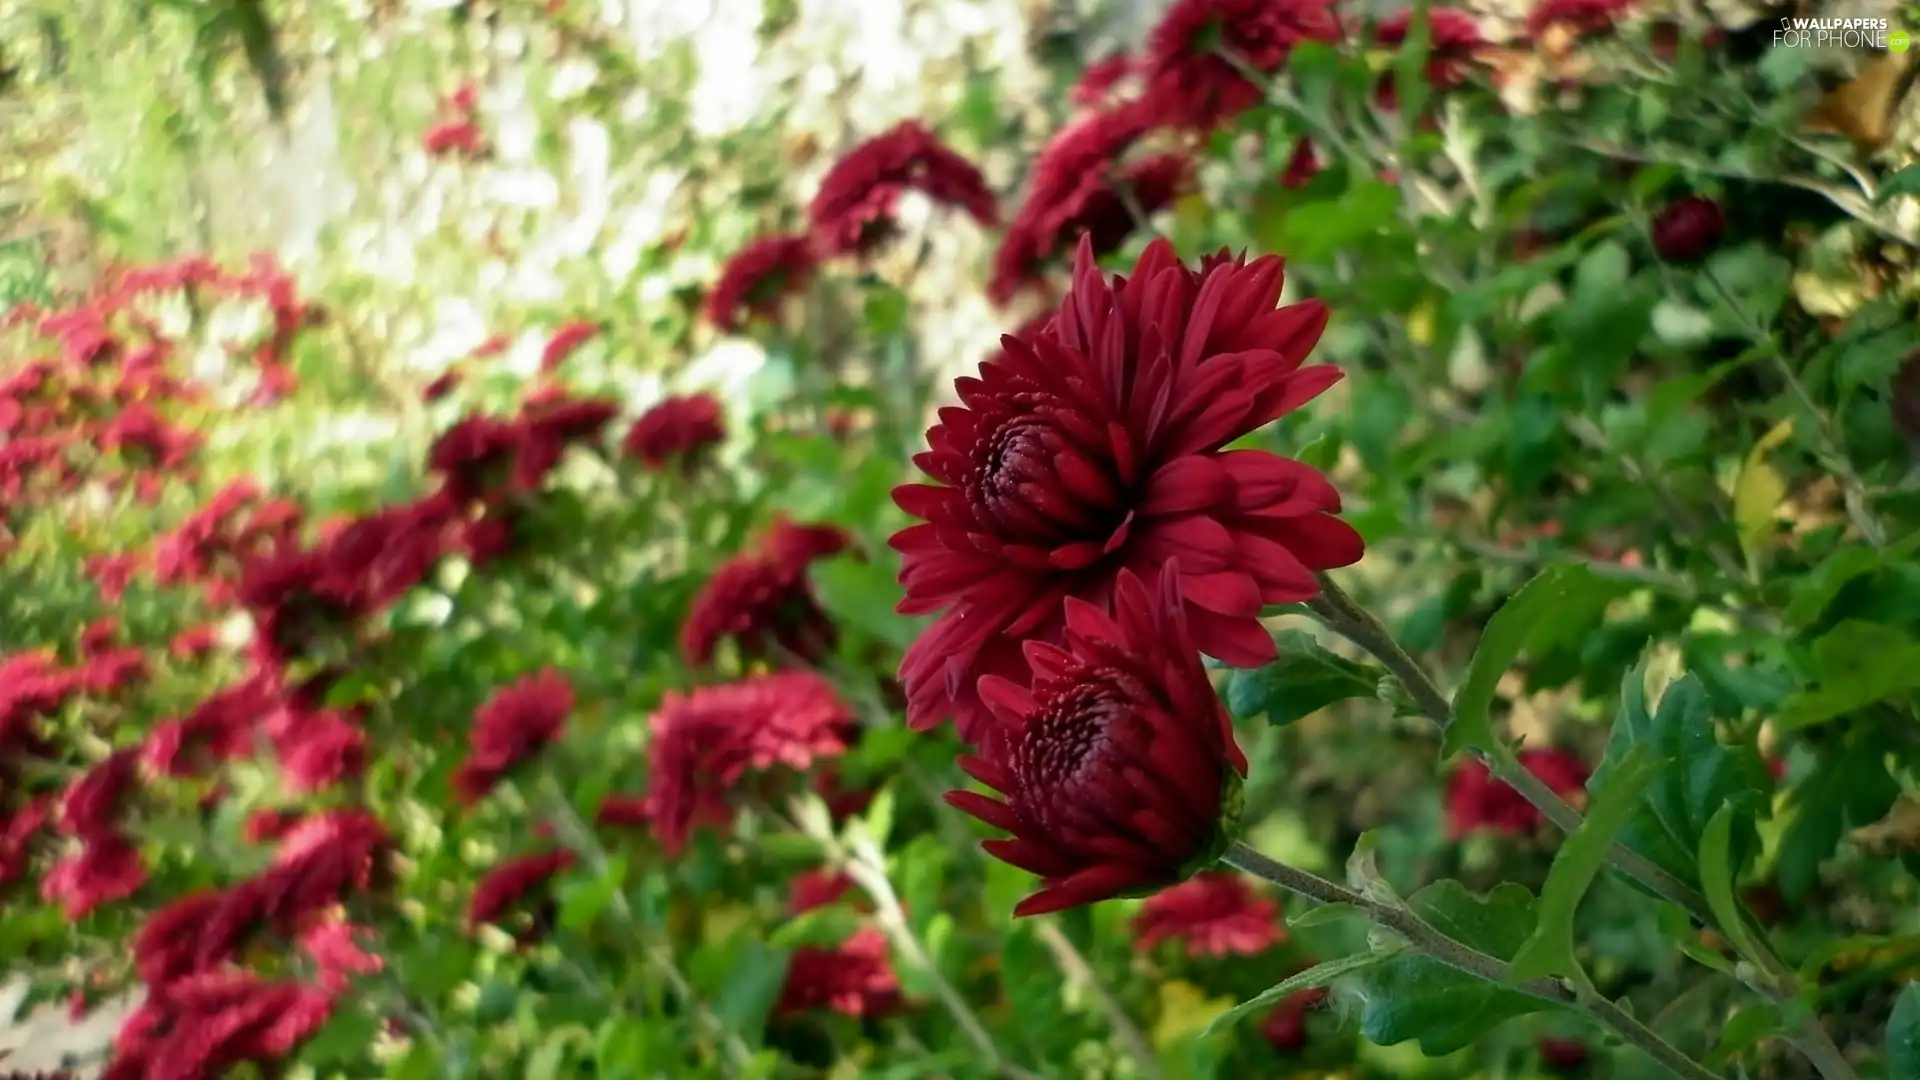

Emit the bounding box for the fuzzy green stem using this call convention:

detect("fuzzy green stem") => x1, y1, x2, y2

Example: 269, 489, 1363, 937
1222, 843, 1722, 1080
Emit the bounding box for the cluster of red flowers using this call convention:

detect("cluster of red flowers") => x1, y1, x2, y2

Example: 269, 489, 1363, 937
901, 237, 1363, 917
0, 253, 665, 1076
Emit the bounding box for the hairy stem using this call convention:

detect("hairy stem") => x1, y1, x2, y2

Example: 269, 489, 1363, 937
1222, 843, 1722, 1080
1302, 574, 1859, 1080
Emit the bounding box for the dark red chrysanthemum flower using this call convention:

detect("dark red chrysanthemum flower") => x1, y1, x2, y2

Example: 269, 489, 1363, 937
1131, 871, 1281, 957
1445, 748, 1590, 839
706, 235, 819, 332
894, 237, 1363, 739
681, 517, 852, 668
0, 799, 49, 887
1524, 0, 1632, 40
622, 393, 726, 470
807, 122, 998, 255
1539, 1036, 1590, 1072
453, 668, 575, 803
945, 568, 1247, 916
777, 926, 904, 1018
56, 748, 140, 838
469, 849, 577, 936
992, 135, 1194, 306
1650, 195, 1724, 263
644, 672, 858, 855
1142, 0, 1342, 131
1373, 8, 1486, 99
301, 919, 384, 992
1261, 977, 1328, 1050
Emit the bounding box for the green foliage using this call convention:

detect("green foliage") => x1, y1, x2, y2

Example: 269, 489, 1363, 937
1223, 629, 1385, 727
1354, 882, 1562, 1055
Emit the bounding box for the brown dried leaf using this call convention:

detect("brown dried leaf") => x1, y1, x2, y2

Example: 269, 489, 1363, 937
1803, 50, 1918, 150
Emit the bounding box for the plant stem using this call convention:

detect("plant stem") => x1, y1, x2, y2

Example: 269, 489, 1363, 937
538, 775, 756, 1071
1032, 920, 1166, 1080
1696, 267, 1887, 550
793, 800, 1048, 1080
1221, 843, 1722, 1080
1301, 573, 1860, 1080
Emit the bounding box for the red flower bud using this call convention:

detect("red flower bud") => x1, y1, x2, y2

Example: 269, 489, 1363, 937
946, 567, 1247, 916
1651, 195, 1724, 263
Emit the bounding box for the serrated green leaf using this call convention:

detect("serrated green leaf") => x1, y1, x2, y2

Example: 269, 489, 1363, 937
1224, 630, 1385, 727
1777, 620, 1920, 733
1449, 565, 1619, 757
1355, 881, 1562, 1055
1508, 745, 1666, 983
1203, 951, 1396, 1038
1591, 666, 1771, 896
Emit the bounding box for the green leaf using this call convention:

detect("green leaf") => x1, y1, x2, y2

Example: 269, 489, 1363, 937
557, 855, 628, 934
1784, 546, 1886, 629
1776, 620, 1920, 733
1202, 951, 1396, 1038
1888, 982, 1920, 1080
1449, 565, 1619, 756
1699, 804, 1770, 968
1700, 243, 1793, 329
1876, 161, 1920, 205
1706, 1002, 1785, 1069
1389, 0, 1433, 124
1223, 630, 1386, 727
1590, 666, 1771, 894
1775, 742, 1899, 901
810, 554, 925, 651
767, 906, 864, 950
1355, 881, 1562, 1055
1288, 902, 1367, 929
1508, 745, 1666, 983
710, 939, 790, 1044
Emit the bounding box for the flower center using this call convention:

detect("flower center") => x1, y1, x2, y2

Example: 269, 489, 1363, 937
967, 413, 1125, 547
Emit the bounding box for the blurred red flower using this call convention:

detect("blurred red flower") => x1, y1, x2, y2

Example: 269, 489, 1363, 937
41, 833, 146, 918
469, 849, 577, 938
644, 672, 858, 854
1445, 748, 1590, 839
1539, 1035, 1591, 1071
777, 926, 904, 1018
541, 320, 601, 372
453, 668, 575, 803
706, 234, 819, 332
1372, 8, 1486, 101
1142, 0, 1342, 131
1524, 0, 1632, 40
946, 568, 1247, 916
893, 237, 1362, 740
1131, 871, 1282, 957
1261, 981, 1329, 1050
1650, 195, 1725, 263
808, 121, 998, 255
623, 393, 726, 470
681, 517, 852, 668
991, 105, 1192, 304
1072, 53, 1136, 106
790, 869, 860, 914
102, 971, 334, 1080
